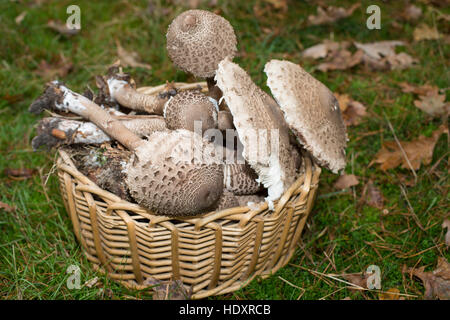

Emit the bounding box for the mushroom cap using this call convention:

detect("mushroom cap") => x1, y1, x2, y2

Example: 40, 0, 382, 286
164, 90, 218, 133
223, 163, 261, 195
166, 9, 237, 78
126, 130, 224, 216
215, 191, 239, 211
215, 58, 297, 203
264, 59, 347, 173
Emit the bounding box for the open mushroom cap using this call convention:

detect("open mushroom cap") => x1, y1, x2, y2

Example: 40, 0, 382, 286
166, 9, 237, 78
164, 90, 218, 133
126, 129, 224, 216
264, 59, 347, 173
215, 58, 297, 204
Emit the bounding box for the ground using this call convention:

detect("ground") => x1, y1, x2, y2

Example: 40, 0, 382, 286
0, 0, 448, 300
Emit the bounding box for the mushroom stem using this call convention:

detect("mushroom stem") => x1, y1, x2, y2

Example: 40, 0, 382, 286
29, 81, 144, 151
32, 116, 167, 150
108, 79, 174, 114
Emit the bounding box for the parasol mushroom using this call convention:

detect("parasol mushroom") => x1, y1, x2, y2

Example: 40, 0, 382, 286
215, 58, 299, 206
166, 9, 237, 104
264, 59, 347, 173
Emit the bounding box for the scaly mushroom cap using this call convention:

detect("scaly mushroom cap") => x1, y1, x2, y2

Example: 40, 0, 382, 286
264, 59, 347, 173
223, 163, 261, 195
164, 90, 218, 133
215, 59, 297, 204
126, 130, 224, 216
215, 191, 239, 211
166, 10, 237, 78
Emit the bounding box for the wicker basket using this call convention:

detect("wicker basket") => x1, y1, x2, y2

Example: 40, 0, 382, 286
54, 82, 322, 299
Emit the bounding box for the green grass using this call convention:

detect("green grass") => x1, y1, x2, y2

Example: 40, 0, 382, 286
0, 0, 448, 300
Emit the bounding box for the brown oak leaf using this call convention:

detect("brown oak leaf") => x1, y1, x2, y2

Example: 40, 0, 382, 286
335, 93, 367, 126
302, 40, 350, 60
406, 258, 450, 300
307, 4, 360, 26
317, 49, 363, 72
371, 125, 448, 171
414, 93, 449, 117
399, 82, 439, 96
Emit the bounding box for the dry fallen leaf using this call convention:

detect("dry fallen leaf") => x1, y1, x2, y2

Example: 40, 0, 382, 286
84, 277, 99, 288
343, 273, 369, 290
4, 168, 37, 179
334, 174, 359, 190
371, 125, 448, 171
116, 40, 152, 70
15, 11, 27, 25
307, 4, 360, 26
443, 219, 450, 247
414, 92, 449, 117
262, 0, 288, 12
34, 53, 73, 80
317, 49, 363, 72
144, 278, 191, 300
0, 201, 16, 213
379, 288, 401, 300
354, 41, 405, 60
413, 24, 440, 41
386, 52, 418, 70
335, 93, 367, 126
355, 41, 417, 71
302, 40, 350, 59
47, 19, 80, 36
399, 4, 422, 21
399, 82, 439, 96
406, 258, 450, 300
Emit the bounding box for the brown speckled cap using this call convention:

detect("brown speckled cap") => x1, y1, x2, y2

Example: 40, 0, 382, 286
126, 130, 224, 216
164, 90, 218, 133
166, 10, 237, 78
264, 59, 347, 173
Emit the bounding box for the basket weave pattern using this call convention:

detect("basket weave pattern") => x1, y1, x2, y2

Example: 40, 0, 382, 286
55, 84, 321, 299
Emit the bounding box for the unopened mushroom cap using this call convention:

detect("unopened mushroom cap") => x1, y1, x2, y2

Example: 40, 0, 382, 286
166, 10, 237, 78
126, 130, 224, 216
164, 90, 218, 133
215, 58, 297, 202
264, 59, 347, 173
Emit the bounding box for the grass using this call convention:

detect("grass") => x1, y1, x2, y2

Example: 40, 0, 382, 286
0, 0, 448, 300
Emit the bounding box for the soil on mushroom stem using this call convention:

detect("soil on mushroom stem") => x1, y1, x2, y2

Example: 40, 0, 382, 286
63, 144, 133, 202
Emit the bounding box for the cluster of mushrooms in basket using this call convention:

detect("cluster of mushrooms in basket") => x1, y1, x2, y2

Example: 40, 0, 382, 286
29, 9, 347, 217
